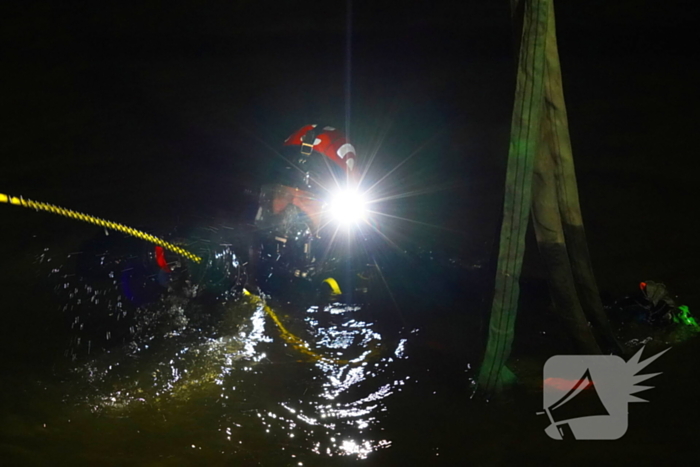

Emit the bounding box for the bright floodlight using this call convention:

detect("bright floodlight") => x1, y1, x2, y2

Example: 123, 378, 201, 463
329, 190, 367, 225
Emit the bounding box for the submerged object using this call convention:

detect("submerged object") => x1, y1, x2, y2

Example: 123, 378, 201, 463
154, 246, 171, 273
604, 280, 700, 349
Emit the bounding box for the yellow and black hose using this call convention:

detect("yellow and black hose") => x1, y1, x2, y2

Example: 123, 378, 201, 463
1, 193, 202, 263
2, 192, 381, 365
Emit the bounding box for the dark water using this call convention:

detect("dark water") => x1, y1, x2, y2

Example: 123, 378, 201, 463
2, 6, 700, 462
0, 194, 480, 466
2, 81, 700, 463
2, 185, 700, 466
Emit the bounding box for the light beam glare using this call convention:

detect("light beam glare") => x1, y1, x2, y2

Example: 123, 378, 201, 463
363, 131, 443, 197
318, 224, 343, 267
329, 190, 368, 224
344, 217, 406, 325
367, 210, 465, 234
362, 219, 404, 255
358, 116, 395, 189
367, 180, 464, 204
370, 254, 405, 326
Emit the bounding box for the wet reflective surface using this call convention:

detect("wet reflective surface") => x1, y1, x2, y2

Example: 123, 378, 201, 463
2, 207, 700, 466
3, 5, 700, 460
1, 226, 468, 465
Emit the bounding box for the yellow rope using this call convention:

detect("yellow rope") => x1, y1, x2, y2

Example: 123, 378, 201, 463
321, 277, 342, 295
1, 192, 202, 263
1, 192, 382, 365
243, 289, 381, 365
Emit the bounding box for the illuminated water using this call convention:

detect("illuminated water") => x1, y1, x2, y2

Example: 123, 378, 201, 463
0, 224, 477, 466
2, 214, 698, 466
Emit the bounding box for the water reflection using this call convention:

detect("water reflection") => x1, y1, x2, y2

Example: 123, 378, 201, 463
251, 303, 409, 460
40, 240, 413, 463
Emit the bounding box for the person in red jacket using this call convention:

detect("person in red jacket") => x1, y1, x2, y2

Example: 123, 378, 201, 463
265, 124, 357, 192
249, 125, 360, 289
283, 124, 356, 181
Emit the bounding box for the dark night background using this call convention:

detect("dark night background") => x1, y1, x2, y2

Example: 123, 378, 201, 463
2, 1, 699, 257
2, 0, 700, 465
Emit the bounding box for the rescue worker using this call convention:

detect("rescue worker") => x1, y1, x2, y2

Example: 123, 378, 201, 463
277, 124, 357, 191
247, 125, 357, 291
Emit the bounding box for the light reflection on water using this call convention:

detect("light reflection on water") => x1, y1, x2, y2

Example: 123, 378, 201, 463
251, 303, 409, 460
40, 243, 414, 463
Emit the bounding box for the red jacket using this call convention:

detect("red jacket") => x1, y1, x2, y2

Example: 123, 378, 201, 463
283, 124, 357, 174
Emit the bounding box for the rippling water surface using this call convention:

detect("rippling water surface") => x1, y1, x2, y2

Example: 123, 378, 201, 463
2, 226, 467, 466
4, 214, 694, 466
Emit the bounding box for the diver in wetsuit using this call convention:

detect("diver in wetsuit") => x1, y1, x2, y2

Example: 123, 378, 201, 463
246, 125, 357, 291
